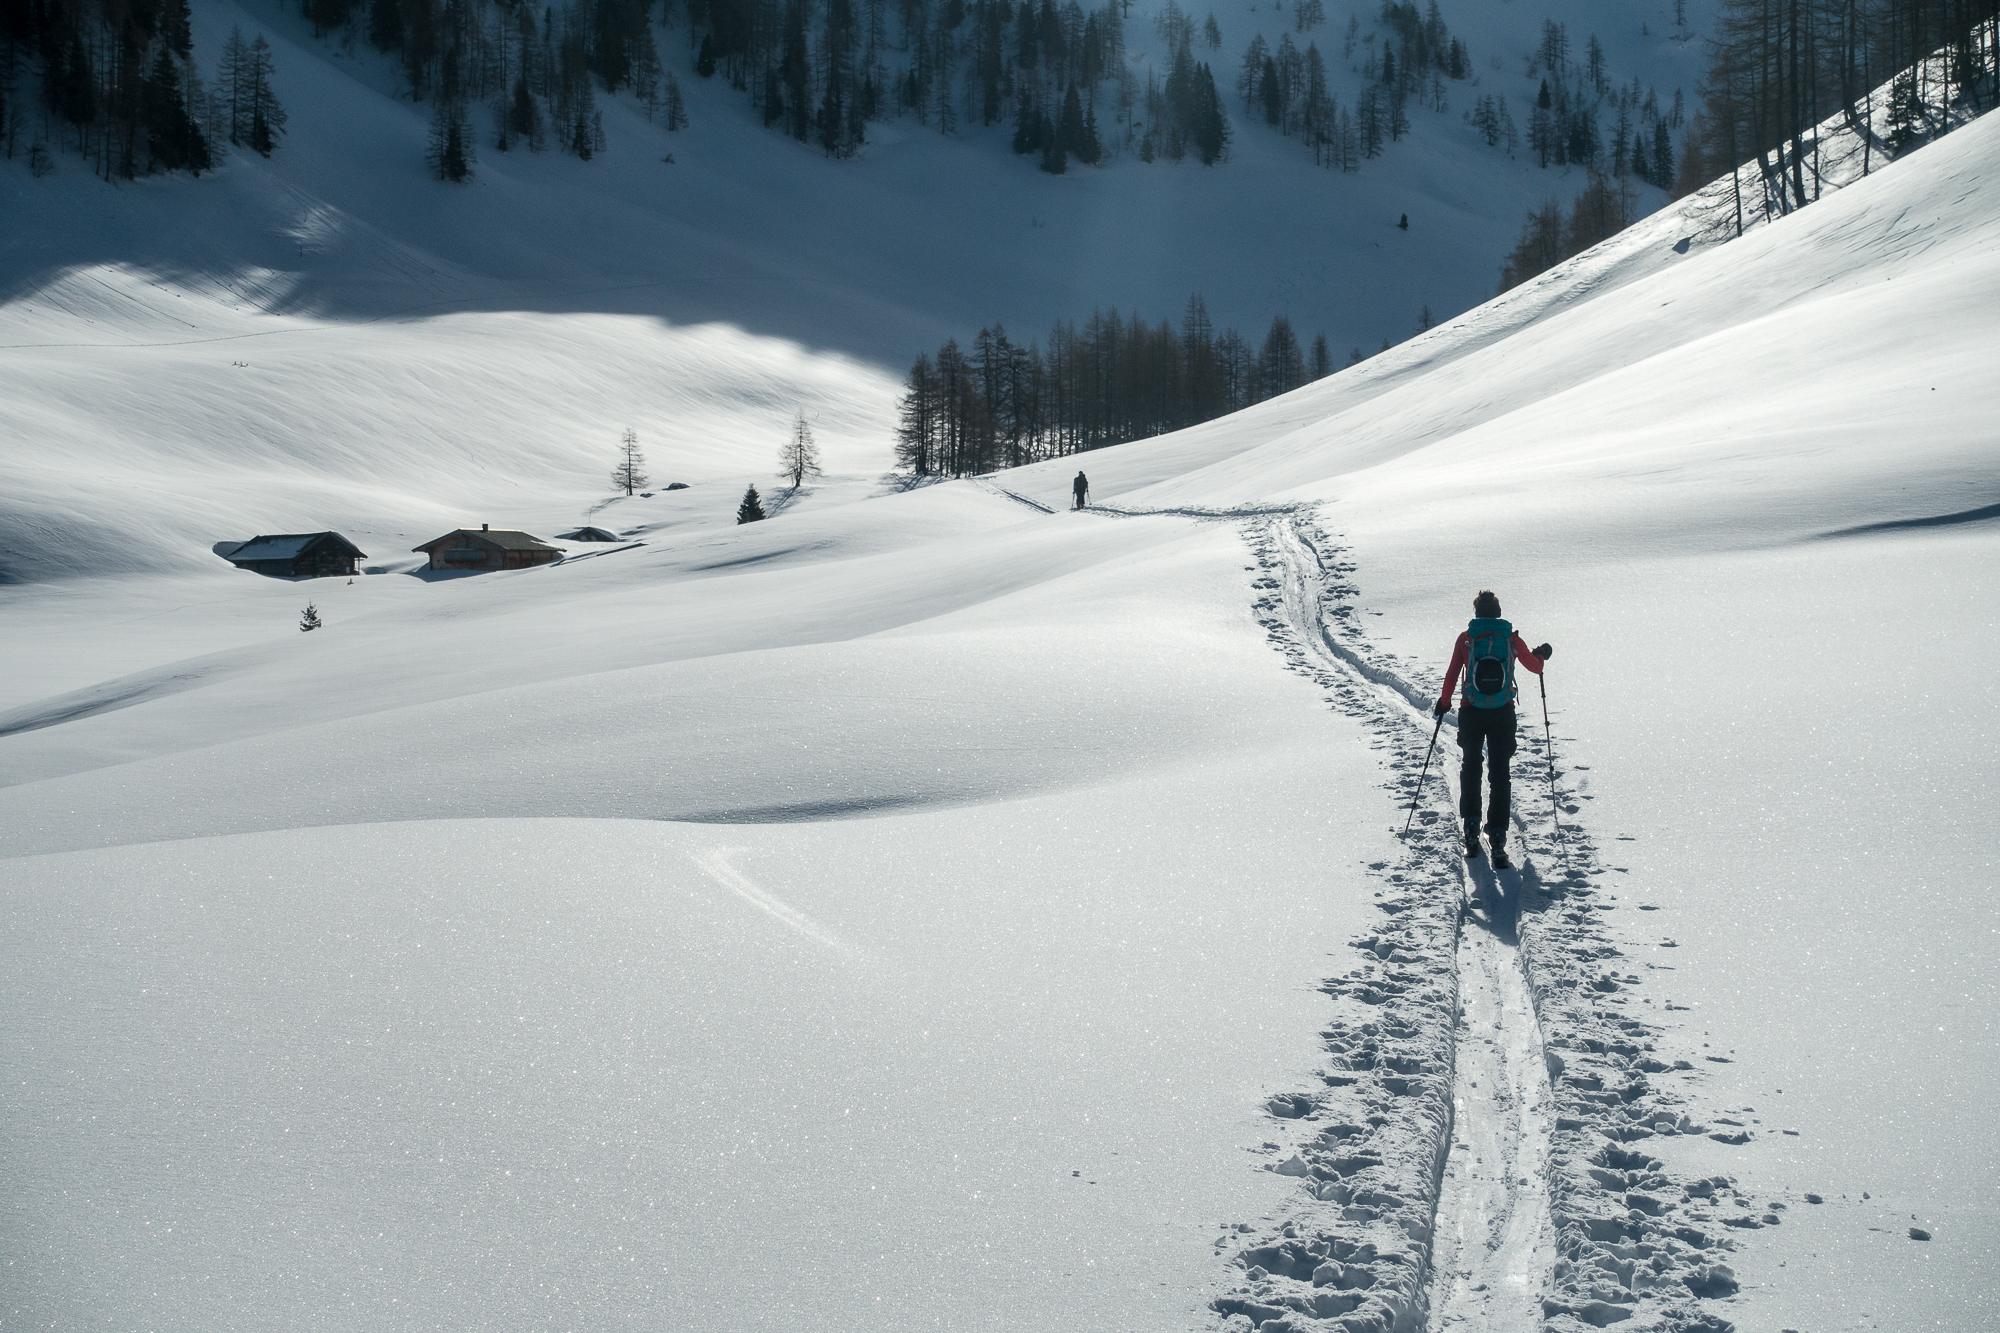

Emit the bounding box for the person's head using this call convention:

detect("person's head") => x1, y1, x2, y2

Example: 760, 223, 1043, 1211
1473, 589, 1501, 618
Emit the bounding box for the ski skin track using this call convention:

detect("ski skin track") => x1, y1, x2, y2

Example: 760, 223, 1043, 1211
1207, 510, 1763, 1333
1430, 855, 1556, 1333
1014, 498, 1768, 1330
1201, 516, 1468, 1333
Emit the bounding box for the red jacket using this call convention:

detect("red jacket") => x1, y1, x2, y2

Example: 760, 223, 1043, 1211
1438, 630, 1543, 711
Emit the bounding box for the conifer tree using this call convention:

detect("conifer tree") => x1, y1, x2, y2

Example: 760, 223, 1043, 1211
737, 484, 768, 523
779, 411, 824, 487
143, 45, 212, 173
1011, 87, 1042, 153
1191, 61, 1228, 163
1059, 81, 1087, 159
612, 428, 649, 493
246, 34, 287, 155
217, 28, 251, 144
428, 99, 475, 179
1039, 101, 1067, 171
895, 353, 941, 474
505, 73, 545, 149
1258, 314, 1304, 397
664, 71, 689, 130
300, 603, 323, 632
1238, 33, 1268, 112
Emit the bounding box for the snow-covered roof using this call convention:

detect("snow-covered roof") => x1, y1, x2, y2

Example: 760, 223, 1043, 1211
557, 527, 621, 542
222, 533, 366, 563
412, 529, 564, 553
225, 535, 318, 562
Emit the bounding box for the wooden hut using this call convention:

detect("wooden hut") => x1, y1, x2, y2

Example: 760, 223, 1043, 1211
216, 532, 366, 578
412, 525, 565, 571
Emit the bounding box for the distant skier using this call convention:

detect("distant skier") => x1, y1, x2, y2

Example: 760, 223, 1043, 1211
1072, 471, 1090, 509
1433, 590, 1552, 869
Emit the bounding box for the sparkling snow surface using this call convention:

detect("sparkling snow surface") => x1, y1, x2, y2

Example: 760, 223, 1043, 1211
5, 26, 1998, 1333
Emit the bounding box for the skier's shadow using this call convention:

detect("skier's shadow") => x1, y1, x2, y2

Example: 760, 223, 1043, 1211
1462, 857, 1524, 946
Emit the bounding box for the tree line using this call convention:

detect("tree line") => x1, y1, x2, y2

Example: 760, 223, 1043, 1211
894, 296, 1342, 477
296, 0, 687, 180
1, 0, 286, 178
1691, 0, 1997, 231
1497, 1, 1996, 293
688, 0, 1235, 167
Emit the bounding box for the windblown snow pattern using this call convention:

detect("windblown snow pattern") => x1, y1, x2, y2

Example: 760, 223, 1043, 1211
3, 20, 1996, 1333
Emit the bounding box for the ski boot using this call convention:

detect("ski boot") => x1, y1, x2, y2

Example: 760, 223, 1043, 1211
1463, 818, 1483, 860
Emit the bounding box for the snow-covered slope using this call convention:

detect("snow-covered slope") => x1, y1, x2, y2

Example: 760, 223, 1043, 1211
3, 44, 1995, 1333
3, 0, 1711, 357
2, 0, 1722, 582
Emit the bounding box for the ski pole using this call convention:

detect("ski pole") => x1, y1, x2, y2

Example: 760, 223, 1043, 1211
1538, 671, 1569, 873
1401, 710, 1446, 840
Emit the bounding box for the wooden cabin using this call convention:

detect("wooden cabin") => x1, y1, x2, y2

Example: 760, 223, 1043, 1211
216, 532, 366, 578
412, 525, 565, 571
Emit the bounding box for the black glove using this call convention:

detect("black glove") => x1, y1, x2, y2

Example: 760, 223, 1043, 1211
1534, 643, 1553, 661
1433, 700, 1449, 718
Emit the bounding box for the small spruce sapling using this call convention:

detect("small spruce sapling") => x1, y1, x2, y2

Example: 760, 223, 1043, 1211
300, 602, 322, 632
737, 484, 767, 523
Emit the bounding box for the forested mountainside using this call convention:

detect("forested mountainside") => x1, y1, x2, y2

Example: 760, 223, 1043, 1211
1, 0, 1991, 397
4, 0, 1705, 182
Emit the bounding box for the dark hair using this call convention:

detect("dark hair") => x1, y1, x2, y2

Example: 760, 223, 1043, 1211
1473, 590, 1501, 617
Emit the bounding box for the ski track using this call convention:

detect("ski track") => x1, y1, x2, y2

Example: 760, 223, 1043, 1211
1198, 510, 1760, 1333
1430, 861, 1554, 1333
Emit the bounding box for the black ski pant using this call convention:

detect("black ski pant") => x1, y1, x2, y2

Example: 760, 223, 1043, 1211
1457, 703, 1516, 839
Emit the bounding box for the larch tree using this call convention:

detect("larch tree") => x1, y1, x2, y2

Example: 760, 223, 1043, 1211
1309, 332, 1333, 379
246, 34, 287, 155
612, 427, 649, 494
779, 411, 824, 488
1258, 314, 1304, 398
428, 99, 476, 180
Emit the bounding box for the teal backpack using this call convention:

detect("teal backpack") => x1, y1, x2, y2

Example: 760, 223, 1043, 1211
1464, 617, 1515, 709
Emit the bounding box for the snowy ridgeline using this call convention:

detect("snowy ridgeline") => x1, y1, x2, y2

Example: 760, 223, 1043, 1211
2, 87, 1998, 1333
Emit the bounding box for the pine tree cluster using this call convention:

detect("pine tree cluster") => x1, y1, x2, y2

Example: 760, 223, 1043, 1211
292, 0, 689, 176
1239, 0, 1470, 171
894, 296, 1335, 477
692, 0, 1230, 166
216, 29, 288, 157
1517, 22, 1682, 190
1125, 33, 1226, 166
0, 0, 247, 178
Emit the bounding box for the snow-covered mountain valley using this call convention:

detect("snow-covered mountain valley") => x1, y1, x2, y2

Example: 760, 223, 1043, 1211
4, 2, 1998, 1330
